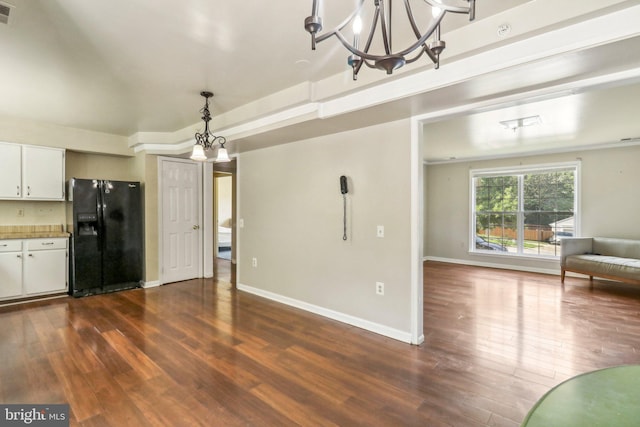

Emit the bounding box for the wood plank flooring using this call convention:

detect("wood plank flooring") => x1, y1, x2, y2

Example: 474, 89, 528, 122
1, 261, 640, 426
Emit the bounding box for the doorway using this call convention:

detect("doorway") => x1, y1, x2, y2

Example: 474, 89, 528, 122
214, 173, 233, 261
210, 159, 237, 285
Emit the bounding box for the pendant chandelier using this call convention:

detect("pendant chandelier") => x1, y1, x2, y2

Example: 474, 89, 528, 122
190, 91, 230, 162
304, 0, 476, 80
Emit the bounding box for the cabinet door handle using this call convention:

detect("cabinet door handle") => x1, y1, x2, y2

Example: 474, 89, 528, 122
28, 254, 33, 257
41, 242, 54, 246
17, 185, 20, 196
27, 186, 31, 196
0, 244, 7, 247
17, 254, 21, 258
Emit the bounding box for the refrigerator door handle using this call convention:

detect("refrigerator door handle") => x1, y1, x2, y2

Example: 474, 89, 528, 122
97, 181, 105, 252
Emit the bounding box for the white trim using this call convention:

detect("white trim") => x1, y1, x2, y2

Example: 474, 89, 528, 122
424, 138, 640, 165
237, 283, 413, 344
133, 139, 194, 154
203, 162, 214, 278
423, 256, 605, 281
0, 294, 68, 308
410, 115, 424, 345
218, 103, 321, 140
141, 280, 161, 289
470, 160, 582, 177
424, 256, 560, 276
156, 157, 164, 284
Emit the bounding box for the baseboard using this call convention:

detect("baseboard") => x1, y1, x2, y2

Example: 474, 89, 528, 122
237, 283, 413, 344
0, 294, 68, 308
423, 256, 560, 276
141, 280, 161, 288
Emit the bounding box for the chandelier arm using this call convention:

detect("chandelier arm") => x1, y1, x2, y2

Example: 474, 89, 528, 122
402, 0, 438, 64
404, 47, 431, 64
378, 0, 392, 55
422, 0, 473, 15
395, 11, 445, 57
333, 31, 395, 62
333, 8, 446, 60
315, 0, 366, 44
362, 8, 381, 55
362, 59, 379, 69
403, 0, 421, 39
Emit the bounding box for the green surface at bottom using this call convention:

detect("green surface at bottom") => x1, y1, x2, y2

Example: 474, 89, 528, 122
522, 366, 640, 427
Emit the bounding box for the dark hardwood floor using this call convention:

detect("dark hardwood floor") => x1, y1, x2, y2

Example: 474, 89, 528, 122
1, 261, 640, 426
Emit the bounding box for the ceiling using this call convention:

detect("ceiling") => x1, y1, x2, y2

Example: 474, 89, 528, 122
1, 0, 640, 161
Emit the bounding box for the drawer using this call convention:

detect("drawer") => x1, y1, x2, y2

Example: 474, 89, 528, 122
0, 240, 22, 252
26, 238, 67, 251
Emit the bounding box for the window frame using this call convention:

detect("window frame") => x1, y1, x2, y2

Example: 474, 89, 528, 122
469, 161, 581, 259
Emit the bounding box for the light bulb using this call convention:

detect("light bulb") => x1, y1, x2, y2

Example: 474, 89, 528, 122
431, 0, 442, 18
353, 15, 362, 35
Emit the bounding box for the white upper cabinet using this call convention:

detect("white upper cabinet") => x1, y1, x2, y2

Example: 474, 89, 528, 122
0, 142, 65, 201
23, 145, 65, 200
0, 142, 22, 199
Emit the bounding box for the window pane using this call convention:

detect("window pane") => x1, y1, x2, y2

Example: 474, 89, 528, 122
502, 214, 517, 253
475, 214, 510, 252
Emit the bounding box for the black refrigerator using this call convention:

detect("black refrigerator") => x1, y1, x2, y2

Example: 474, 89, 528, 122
69, 178, 143, 297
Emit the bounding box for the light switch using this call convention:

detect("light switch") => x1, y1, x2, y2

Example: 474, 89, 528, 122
377, 225, 384, 238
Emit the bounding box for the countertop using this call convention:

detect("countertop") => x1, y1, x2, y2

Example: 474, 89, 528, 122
0, 225, 70, 240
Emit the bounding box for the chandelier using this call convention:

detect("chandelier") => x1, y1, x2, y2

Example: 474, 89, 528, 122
190, 91, 230, 162
304, 0, 476, 80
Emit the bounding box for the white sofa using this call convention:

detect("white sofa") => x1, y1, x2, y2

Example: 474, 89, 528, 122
560, 237, 640, 285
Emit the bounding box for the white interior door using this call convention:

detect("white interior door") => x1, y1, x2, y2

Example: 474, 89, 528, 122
161, 159, 200, 284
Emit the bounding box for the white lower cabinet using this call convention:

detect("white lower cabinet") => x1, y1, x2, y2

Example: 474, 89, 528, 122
0, 238, 68, 301
0, 240, 23, 299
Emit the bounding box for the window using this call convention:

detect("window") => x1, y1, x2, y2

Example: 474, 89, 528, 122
471, 163, 579, 258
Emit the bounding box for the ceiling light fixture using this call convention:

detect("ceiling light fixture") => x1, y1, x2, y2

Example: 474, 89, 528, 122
500, 115, 542, 131
190, 91, 230, 162
304, 0, 476, 80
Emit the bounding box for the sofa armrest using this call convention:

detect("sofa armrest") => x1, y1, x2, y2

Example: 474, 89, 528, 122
560, 238, 593, 266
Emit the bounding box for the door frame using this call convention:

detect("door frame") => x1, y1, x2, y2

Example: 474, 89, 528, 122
202, 160, 237, 278
157, 156, 204, 285
213, 172, 234, 259
202, 162, 214, 278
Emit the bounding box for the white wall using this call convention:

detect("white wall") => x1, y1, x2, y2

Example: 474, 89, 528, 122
237, 119, 413, 338
216, 176, 232, 225
424, 144, 640, 272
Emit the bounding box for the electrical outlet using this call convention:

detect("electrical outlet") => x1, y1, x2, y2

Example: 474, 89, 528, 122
16, 209, 24, 217
377, 225, 384, 238
37, 207, 54, 216
239, 218, 245, 228
252, 257, 257, 268
376, 282, 384, 295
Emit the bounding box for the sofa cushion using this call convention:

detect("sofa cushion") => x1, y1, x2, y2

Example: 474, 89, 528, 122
593, 238, 640, 259
566, 254, 640, 281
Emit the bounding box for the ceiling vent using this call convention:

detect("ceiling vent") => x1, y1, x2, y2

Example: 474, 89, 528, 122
0, 2, 13, 25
